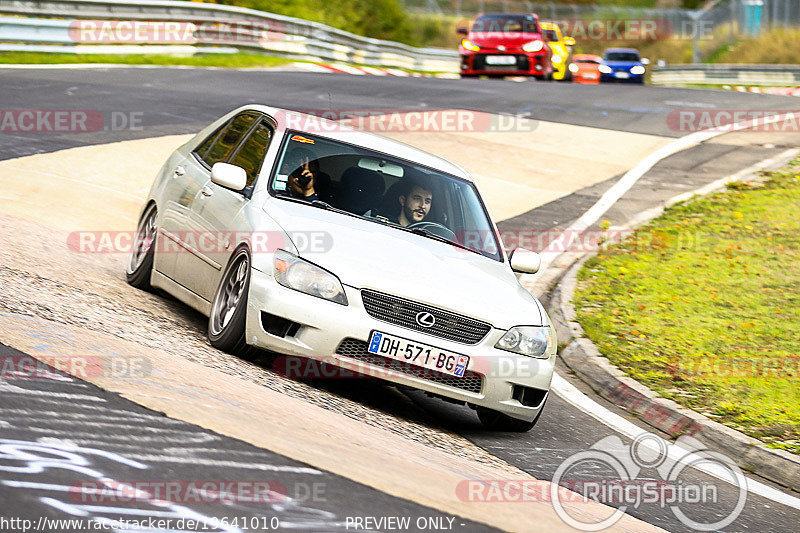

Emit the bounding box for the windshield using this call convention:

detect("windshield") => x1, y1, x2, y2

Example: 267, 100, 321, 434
604, 51, 640, 62
542, 29, 558, 42
270, 131, 502, 261
472, 15, 538, 33
575, 59, 600, 64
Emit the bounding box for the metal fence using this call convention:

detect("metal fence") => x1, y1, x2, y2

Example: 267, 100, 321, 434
0, 0, 459, 71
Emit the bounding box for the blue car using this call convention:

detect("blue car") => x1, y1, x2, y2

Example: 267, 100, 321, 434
599, 48, 647, 84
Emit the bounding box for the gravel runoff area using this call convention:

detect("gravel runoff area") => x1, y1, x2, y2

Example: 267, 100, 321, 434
0, 211, 525, 475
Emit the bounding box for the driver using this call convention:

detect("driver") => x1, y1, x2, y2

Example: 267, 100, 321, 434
396, 182, 433, 227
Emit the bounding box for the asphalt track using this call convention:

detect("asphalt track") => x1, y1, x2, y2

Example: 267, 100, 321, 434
0, 342, 495, 533
2, 67, 800, 532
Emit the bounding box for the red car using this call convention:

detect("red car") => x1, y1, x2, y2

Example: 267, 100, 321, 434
458, 13, 553, 80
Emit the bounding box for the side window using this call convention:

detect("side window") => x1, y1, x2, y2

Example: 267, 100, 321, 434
201, 113, 257, 167
194, 122, 226, 161
228, 121, 273, 187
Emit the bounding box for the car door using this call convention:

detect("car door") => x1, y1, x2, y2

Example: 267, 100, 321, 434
172, 112, 259, 298
154, 126, 225, 280
183, 115, 276, 301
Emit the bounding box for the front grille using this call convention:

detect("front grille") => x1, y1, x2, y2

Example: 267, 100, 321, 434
335, 338, 483, 394
472, 54, 528, 71
361, 289, 491, 344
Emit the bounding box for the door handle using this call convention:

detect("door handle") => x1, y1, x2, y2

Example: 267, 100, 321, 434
173, 166, 185, 177
199, 186, 213, 198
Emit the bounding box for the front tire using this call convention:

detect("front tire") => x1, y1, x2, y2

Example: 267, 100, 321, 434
126, 203, 157, 290
209, 247, 252, 355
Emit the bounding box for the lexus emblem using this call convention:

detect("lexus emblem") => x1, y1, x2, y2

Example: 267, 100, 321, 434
497, 45, 506, 51
415, 312, 436, 328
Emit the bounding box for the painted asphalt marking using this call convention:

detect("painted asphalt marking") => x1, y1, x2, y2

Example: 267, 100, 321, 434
552, 374, 800, 511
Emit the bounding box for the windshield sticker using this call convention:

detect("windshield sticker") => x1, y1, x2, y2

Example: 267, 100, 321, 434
274, 174, 288, 191
290, 134, 315, 144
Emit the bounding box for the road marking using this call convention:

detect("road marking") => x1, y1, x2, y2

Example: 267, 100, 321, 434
551, 375, 800, 511
534, 111, 800, 274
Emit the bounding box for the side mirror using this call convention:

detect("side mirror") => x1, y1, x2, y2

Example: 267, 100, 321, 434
509, 247, 541, 274
211, 162, 247, 191
456, 27, 468, 35
641, 57, 650, 65
564, 37, 576, 46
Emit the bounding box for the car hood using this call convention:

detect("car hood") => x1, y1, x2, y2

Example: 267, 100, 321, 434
263, 199, 545, 328
468, 32, 543, 49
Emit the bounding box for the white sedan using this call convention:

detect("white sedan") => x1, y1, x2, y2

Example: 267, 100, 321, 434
127, 105, 555, 431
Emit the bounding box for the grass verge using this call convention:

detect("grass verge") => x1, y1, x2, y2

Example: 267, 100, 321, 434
574, 158, 800, 453
0, 52, 294, 68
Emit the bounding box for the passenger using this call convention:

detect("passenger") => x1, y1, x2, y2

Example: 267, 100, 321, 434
283, 148, 322, 202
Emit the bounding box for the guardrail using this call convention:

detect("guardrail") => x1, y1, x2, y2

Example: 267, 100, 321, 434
0, 0, 459, 72
652, 64, 800, 86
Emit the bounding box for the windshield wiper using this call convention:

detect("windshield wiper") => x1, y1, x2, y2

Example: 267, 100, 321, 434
407, 227, 480, 256
310, 200, 333, 210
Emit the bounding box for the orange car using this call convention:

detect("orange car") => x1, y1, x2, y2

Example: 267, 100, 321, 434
569, 54, 602, 84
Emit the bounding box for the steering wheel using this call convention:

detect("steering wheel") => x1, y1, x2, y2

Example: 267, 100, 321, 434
407, 221, 457, 241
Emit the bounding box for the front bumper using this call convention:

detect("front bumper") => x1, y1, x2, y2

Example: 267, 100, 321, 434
600, 70, 645, 83
460, 52, 550, 77
245, 267, 555, 422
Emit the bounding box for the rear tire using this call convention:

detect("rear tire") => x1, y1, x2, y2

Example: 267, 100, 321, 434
126, 203, 157, 290
209, 247, 253, 356
477, 397, 547, 432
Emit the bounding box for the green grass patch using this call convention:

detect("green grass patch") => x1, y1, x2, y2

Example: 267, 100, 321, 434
574, 159, 800, 452
0, 52, 294, 68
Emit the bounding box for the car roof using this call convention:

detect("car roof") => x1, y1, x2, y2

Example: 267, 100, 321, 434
573, 54, 602, 60
240, 104, 473, 182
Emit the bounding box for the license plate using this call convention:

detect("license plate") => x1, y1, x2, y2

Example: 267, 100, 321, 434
485, 55, 516, 65
367, 331, 470, 377
615, 71, 629, 78
583, 74, 598, 79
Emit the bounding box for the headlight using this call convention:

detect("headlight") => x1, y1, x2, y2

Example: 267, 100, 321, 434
522, 40, 544, 52
461, 39, 480, 52
598, 64, 612, 74
495, 326, 555, 358
630, 65, 646, 75
551, 55, 562, 64
568, 63, 579, 73
273, 250, 347, 305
